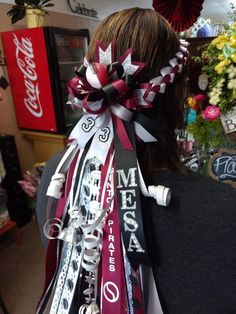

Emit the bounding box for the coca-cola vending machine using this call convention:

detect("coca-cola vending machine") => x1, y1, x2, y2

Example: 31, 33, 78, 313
1, 27, 89, 134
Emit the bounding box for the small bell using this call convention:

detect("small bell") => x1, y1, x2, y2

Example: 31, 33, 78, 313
47, 173, 65, 199
78, 304, 88, 314
86, 302, 100, 314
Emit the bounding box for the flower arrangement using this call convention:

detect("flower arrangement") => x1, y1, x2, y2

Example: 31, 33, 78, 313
18, 171, 39, 198
183, 93, 230, 175
186, 20, 236, 157
17, 162, 45, 198
201, 21, 236, 113
186, 94, 227, 149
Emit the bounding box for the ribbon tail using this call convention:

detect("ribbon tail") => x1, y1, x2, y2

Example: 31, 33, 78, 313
114, 121, 149, 269
134, 121, 157, 142
86, 118, 114, 165
112, 115, 134, 151
100, 155, 128, 314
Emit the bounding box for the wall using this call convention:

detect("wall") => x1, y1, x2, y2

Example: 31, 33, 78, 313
0, 2, 99, 172
0, 0, 231, 24
0, 0, 152, 20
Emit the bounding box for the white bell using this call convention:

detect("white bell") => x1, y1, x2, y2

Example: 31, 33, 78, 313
86, 303, 100, 314
46, 173, 65, 199
148, 185, 171, 206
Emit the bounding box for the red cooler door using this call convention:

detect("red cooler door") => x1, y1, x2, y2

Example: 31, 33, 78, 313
1, 27, 58, 132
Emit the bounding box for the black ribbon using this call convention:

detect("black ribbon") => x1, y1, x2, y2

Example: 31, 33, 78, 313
114, 120, 149, 269
75, 64, 87, 78
107, 61, 124, 78
134, 112, 160, 137
74, 62, 137, 104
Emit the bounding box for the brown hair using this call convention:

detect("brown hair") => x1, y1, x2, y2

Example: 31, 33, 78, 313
87, 8, 188, 176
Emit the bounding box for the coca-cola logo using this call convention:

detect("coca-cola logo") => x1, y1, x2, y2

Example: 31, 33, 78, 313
13, 34, 43, 118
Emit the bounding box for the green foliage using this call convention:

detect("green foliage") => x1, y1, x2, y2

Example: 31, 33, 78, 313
7, 0, 54, 24
186, 115, 227, 149
7, 5, 26, 24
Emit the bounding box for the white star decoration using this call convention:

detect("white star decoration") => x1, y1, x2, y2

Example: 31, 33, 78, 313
99, 43, 112, 65
121, 53, 139, 76
85, 275, 95, 285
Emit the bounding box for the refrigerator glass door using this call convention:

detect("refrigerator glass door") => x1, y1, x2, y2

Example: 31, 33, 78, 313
55, 33, 88, 128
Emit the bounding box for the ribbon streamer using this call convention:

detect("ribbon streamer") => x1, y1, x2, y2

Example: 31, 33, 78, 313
37, 39, 189, 314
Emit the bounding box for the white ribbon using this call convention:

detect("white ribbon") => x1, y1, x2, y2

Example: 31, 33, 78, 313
86, 118, 114, 165
110, 103, 133, 121
175, 51, 184, 60
69, 114, 98, 144
67, 102, 157, 165
134, 88, 151, 107
160, 67, 175, 83
134, 121, 157, 143
150, 75, 162, 86
47, 140, 79, 199
137, 161, 171, 207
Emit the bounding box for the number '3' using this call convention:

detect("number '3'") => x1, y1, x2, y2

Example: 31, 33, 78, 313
99, 127, 110, 142
82, 117, 95, 132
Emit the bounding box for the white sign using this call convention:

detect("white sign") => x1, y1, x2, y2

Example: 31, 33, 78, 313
198, 74, 208, 91
220, 107, 236, 134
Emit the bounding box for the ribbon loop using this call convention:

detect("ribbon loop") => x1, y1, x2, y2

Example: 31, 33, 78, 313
107, 61, 124, 78
75, 64, 87, 78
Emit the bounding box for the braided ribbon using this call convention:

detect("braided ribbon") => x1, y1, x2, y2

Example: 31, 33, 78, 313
36, 40, 189, 314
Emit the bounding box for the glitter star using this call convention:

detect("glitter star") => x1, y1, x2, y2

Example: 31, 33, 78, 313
85, 275, 95, 285
121, 53, 140, 76
98, 42, 113, 65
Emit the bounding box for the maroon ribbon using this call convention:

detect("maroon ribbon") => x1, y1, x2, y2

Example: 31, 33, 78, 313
68, 60, 144, 116
113, 115, 134, 151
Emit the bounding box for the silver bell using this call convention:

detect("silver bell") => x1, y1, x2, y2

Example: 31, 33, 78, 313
86, 303, 100, 314
79, 303, 100, 314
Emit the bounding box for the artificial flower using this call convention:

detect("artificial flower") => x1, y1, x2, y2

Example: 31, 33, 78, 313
232, 21, 236, 31
187, 96, 197, 110
211, 35, 228, 50
202, 105, 221, 121
230, 52, 236, 63
226, 64, 236, 78
194, 94, 205, 101
218, 54, 225, 61
229, 34, 236, 48
17, 164, 44, 198
214, 58, 231, 74
227, 78, 236, 89
187, 108, 197, 124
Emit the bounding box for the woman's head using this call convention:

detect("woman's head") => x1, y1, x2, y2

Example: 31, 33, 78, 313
87, 8, 180, 82
87, 8, 188, 173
